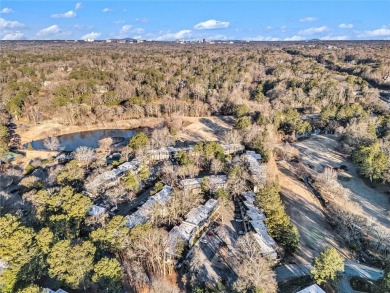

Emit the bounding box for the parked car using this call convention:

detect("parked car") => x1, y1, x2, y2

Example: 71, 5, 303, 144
199, 238, 208, 244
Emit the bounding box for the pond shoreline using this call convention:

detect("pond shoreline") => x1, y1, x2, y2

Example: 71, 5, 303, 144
16, 117, 165, 145
23, 128, 146, 151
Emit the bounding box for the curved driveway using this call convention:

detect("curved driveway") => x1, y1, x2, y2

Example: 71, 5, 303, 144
276, 261, 384, 293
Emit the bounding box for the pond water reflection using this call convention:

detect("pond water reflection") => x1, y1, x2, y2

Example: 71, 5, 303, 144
25, 129, 137, 151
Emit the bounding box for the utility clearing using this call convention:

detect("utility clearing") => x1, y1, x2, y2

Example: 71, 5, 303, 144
278, 161, 351, 264
293, 135, 389, 233
278, 134, 389, 264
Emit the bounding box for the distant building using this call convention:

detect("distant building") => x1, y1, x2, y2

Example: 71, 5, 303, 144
85, 38, 94, 42
297, 284, 326, 293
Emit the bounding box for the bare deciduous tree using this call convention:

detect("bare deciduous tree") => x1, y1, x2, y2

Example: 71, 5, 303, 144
161, 162, 177, 186
105, 184, 134, 208
234, 234, 277, 293
74, 146, 95, 168
97, 137, 113, 154
43, 136, 61, 151
223, 129, 242, 144
318, 166, 338, 184
210, 158, 224, 175
151, 126, 173, 149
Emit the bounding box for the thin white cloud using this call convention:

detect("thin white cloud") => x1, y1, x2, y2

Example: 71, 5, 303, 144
2, 32, 25, 40
284, 35, 303, 41
320, 35, 348, 40
204, 34, 229, 40
194, 19, 230, 30
339, 23, 353, 29
360, 28, 390, 37
298, 26, 329, 35
0, 18, 25, 29
102, 8, 112, 13
75, 3, 82, 10
132, 28, 144, 34
136, 17, 149, 23
248, 36, 280, 41
299, 17, 318, 22
120, 25, 132, 33
156, 29, 192, 40
114, 20, 125, 24
51, 10, 76, 19
0, 8, 14, 14
73, 24, 93, 30
115, 24, 145, 38
81, 32, 101, 40
36, 25, 62, 38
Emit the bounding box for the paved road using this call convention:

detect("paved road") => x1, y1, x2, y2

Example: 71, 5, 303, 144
276, 261, 383, 282
276, 264, 311, 282
338, 261, 384, 293
116, 185, 153, 216
276, 261, 384, 293
343, 260, 384, 281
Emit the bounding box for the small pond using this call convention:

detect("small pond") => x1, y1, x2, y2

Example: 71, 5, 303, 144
24, 129, 138, 151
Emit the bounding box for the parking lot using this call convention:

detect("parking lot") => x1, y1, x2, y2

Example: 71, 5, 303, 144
185, 203, 246, 287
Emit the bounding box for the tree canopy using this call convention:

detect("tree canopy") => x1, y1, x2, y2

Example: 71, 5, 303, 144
311, 247, 344, 285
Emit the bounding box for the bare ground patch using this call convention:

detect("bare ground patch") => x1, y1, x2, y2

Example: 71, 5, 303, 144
293, 135, 389, 234
278, 161, 351, 264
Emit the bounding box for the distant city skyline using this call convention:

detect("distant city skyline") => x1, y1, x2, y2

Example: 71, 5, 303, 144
1, 1, 389, 41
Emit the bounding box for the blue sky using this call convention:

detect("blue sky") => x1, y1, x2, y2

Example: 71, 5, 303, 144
1, 1, 390, 41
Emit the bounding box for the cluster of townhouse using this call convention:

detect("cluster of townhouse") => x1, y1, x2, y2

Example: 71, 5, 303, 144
84, 143, 244, 193
180, 175, 227, 193
147, 144, 244, 161
82, 143, 276, 260
125, 185, 173, 228
165, 198, 220, 258
244, 151, 267, 191
85, 159, 140, 192
241, 191, 277, 259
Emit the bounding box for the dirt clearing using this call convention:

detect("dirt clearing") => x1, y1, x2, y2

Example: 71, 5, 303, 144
278, 160, 351, 264
293, 135, 389, 233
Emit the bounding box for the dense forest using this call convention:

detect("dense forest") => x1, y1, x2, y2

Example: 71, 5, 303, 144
1, 41, 389, 181
0, 41, 389, 293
